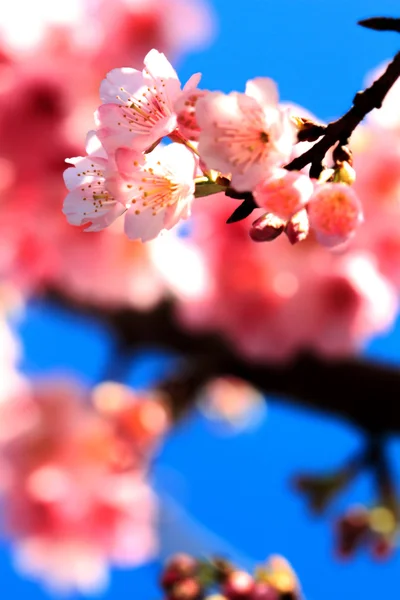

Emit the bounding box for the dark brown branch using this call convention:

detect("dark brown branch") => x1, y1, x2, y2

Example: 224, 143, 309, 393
359, 17, 400, 33
285, 50, 400, 172
225, 37, 400, 222
44, 288, 400, 435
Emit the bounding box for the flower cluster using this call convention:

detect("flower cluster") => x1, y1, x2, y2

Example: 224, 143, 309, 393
159, 554, 301, 600
0, 0, 212, 310
63, 50, 363, 248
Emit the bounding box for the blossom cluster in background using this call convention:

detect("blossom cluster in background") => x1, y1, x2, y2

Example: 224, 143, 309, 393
0, 331, 170, 593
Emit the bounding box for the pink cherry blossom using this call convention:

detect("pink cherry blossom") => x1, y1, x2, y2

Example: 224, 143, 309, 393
307, 182, 363, 247
63, 131, 126, 232
196, 78, 296, 191
107, 143, 196, 242
253, 169, 314, 220
96, 49, 201, 154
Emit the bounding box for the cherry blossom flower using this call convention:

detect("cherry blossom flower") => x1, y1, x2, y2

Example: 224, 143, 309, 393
63, 131, 126, 232
307, 182, 363, 247
96, 49, 201, 154
107, 143, 196, 241
196, 78, 296, 191
253, 169, 314, 220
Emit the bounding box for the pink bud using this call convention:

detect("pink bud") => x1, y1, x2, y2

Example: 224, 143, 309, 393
285, 208, 309, 244
249, 213, 286, 242
161, 554, 198, 590
307, 183, 363, 247
254, 170, 314, 220
168, 579, 203, 600
223, 571, 255, 600
251, 582, 279, 600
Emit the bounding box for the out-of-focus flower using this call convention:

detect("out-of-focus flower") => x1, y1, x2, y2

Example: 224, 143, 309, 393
0, 380, 169, 593
196, 78, 296, 191
88, 0, 215, 76
152, 193, 397, 362
197, 377, 265, 433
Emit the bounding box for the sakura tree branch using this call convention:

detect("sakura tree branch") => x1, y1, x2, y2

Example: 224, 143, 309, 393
225, 19, 400, 219
44, 287, 400, 435
285, 50, 400, 173
359, 16, 400, 33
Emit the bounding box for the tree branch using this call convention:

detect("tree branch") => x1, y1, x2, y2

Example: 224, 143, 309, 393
225, 38, 400, 221
285, 50, 400, 173
44, 288, 400, 435
359, 17, 400, 33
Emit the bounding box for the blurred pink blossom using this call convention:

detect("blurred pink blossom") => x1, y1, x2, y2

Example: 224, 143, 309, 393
0, 380, 169, 593
152, 194, 397, 362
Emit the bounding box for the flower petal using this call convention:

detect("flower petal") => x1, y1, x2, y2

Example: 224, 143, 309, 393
124, 208, 166, 242
245, 77, 279, 107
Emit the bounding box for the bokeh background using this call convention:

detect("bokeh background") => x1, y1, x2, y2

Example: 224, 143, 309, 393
1, 0, 400, 598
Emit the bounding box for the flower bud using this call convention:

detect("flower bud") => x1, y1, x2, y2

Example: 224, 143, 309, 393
223, 570, 255, 600
249, 213, 285, 242
168, 578, 203, 600
253, 170, 313, 220
161, 554, 199, 590
285, 209, 309, 245
307, 182, 363, 247
251, 582, 279, 600
333, 161, 356, 185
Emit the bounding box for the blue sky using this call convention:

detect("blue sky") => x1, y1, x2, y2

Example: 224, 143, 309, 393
3, 1, 400, 599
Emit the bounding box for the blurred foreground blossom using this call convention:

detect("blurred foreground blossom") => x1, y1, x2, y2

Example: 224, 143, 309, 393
0, 380, 170, 593
0, 0, 214, 64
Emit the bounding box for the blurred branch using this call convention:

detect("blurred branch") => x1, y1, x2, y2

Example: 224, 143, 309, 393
45, 287, 400, 434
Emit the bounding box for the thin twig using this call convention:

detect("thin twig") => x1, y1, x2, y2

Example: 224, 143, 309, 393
285, 51, 400, 172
